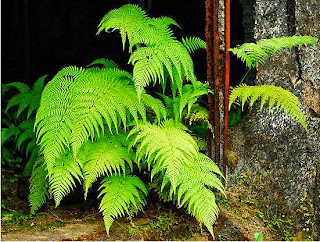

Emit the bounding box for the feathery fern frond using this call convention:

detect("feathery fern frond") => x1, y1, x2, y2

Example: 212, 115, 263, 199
98, 175, 148, 234
49, 153, 83, 207
229, 84, 307, 131
229, 36, 318, 69
151, 152, 225, 236
129, 43, 197, 100
29, 158, 49, 214
87, 58, 119, 69
35, 65, 165, 171
4, 75, 46, 118
186, 105, 214, 135
1, 124, 20, 146
97, 4, 178, 51
77, 134, 135, 198
97, 4, 199, 99
182, 37, 206, 53
129, 119, 198, 189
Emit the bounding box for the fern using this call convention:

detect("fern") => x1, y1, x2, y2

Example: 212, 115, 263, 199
230, 36, 318, 69
229, 84, 307, 131
77, 134, 135, 198
98, 175, 148, 234
129, 119, 198, 189
87, 58, 119, 69
98, 4, 202, 99
29, 158, 49, 214
4, 75, 46, 118
186, 105, 214, 135
49, 153, 83, 207
35, 65, 166, 171
182, 37, 206, 53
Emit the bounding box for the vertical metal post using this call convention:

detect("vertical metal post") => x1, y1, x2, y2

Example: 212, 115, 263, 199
223, 0, 231, 176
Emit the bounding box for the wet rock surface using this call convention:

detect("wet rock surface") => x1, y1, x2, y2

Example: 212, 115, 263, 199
229, 0, 320, 240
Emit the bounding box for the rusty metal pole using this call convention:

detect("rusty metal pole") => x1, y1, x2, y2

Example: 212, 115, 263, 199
205, 0, 221, 163
205, 0, 214, 159
223, 0, 230, 176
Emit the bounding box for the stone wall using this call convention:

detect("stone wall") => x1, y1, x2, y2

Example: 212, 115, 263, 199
228, 0, 320, 239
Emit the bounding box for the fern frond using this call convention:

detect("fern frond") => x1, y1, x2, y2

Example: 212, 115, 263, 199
35, 65, 165, 170
186, 105, 214, 135
1, 124, 20, 145
98, 175, 148, 234
87, 58, 119, 69
77, 134, 134, 198
98, 4, 198, 99
129, 119, 198, 189
4, 75, 46, 118
129, 43, 197, 100
182, 37, 206, 53
229, 84, 307, 131
49, 153, 83, 207
29, 158, 49, 214
230, 35, 318, 69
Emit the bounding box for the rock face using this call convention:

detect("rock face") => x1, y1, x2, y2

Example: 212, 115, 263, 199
229, 0, 320, 240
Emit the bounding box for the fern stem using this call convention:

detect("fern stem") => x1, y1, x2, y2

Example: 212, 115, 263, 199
239, 69, 250, 85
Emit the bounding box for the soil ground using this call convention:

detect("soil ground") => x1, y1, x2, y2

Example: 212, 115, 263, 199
1, 168, 275, 241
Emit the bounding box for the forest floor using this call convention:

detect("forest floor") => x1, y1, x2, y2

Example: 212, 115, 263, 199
1, 168, 275, 241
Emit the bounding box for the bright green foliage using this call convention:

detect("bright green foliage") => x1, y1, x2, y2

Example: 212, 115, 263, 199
158, 81, 210, 122
182, 37, 206, 53
230, 36, 318, 69
98, 175, 148, 234
49, 153, 83, 207
186, 105, 214, 135
130, 119, 198, 189
29, 158, 49, 214
77, 134, 135, 198
4, 75, 46, 118
87, 58, 119, 69
229, 84, 307, 131
98, 4, 201, 99
35, 64, 166, 172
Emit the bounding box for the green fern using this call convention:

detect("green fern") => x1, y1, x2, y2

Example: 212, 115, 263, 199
98, 4, 202, 99
129, 119, 198, 189
4, 75, 46, 118
87, 58, 119, 69
98, 175, 148, 234
182, 37, 206, 53
49, 153, 83, 207
35, 65, 166, 171
229, 84, 307, 131
77, 134, 135, 198
230, 36, 318, 69
29, 158, 49, 214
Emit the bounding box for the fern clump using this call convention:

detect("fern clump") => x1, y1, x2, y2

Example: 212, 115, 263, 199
25, 4, 316, 238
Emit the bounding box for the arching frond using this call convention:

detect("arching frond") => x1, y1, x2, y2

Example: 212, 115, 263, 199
129, 119, 198, 189
186, 105, 214, 135
4, 75, 47, 118
77, 134, 135, 198
229, 84, 307, 131
29, 158, 49, 214
230, 35, 318, 69
98, 175, 148, 234
87, 58, 119, 69
129, 43, 197, 100
182, 37, 206, 53
97, 4, 199, 99
35, 65, 165, 171
49, 153, 83, 207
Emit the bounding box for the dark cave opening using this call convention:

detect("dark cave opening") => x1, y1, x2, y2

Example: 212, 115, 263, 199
2, 0, 248, 87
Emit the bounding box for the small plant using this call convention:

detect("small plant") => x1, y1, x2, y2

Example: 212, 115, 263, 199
2, 76, 46, 175
25, 4, 318, 237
